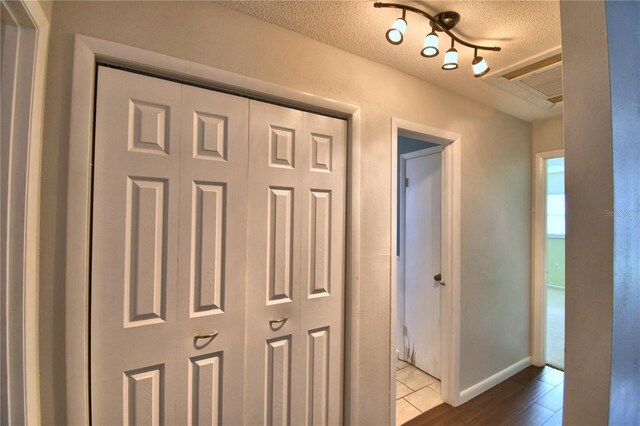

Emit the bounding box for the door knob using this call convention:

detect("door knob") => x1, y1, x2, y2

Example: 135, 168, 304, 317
434, 273, 445, 286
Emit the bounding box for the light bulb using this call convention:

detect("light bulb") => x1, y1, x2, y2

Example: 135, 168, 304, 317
421, 31, 439, 57
442, 47, 459, 70
386, 18, 407, 45
472, 56, 490, 77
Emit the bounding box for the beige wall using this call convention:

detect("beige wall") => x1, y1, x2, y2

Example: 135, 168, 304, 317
533, 116, 563, 153
39, 2, 532, 423
37, 0, 52, 22
560, 1, 613, 424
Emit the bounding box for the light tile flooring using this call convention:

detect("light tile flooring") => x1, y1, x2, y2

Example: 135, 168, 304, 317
546, 287, 565, 370
395, 359, 444, 425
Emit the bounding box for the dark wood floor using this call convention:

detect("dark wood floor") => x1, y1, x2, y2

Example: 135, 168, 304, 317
406, 366, 564, 426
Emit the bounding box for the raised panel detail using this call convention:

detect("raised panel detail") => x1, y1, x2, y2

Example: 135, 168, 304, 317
124, 178, 167, 327
188, 352, 223, 426
194, 112, 227, 161
310, 134, 332, 172
123, 364, 164, 426
309, 191, 331, 297
269, 126, 295, 169
191, 182, 225, 317
307, 328, 330, 426
128, 100, 169, 154
266, 336, 292, 426
267, 187, 294, 304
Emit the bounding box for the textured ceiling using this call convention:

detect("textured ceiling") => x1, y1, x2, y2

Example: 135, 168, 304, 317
217, 0, 562, 122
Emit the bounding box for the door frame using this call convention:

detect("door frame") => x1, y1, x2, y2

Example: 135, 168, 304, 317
1, 1, 49, 424
531, 149, 565, 366
64, 35, 362, 425
390, 118, 462, 422
397, 145, 443, 368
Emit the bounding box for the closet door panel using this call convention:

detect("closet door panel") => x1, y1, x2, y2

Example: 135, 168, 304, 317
300, 112, 347, 426
175, 84, 249, 425
245, 100, 304, 425
91, 67, 181, 425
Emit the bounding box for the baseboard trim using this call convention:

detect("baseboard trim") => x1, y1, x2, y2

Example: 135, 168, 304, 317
457, 357, 532, 405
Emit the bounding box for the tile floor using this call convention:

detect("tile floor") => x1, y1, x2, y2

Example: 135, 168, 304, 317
395, 360, 444, 425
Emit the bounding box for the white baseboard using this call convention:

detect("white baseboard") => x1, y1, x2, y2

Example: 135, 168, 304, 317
457, 357, 532, 405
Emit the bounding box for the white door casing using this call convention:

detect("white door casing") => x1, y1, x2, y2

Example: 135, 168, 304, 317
244, 100, 346, 425
91, 67, 249, 424
402, 147, 442, 378
66, 34, 364, 426
1, 1, 49, 423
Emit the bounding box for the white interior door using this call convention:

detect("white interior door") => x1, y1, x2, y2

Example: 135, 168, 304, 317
244, 101, 346, 426
402, 147, 442, 378
91, 67, 249, 425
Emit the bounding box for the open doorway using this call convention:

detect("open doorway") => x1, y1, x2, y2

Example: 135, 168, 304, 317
532, 150, 565, 371
390, 120, 462, 425
544, 157, 565, 369
395, 138, 444, 424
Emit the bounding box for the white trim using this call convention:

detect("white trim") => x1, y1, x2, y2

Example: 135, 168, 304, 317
390, 118, 462, 424
531, 149, 564, 367
401, 145, 443, 160
65, 34, 362, 425
458, 357, 532, 404
0, 1, 49, 424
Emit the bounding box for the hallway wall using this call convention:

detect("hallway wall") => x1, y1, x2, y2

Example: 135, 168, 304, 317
560, 1, 613, 423
533, 116, 564, 154
38, 2, 532, 423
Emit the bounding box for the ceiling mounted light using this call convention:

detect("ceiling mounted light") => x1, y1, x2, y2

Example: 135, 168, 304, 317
472, 49, 490, 77
442, 40, 458, 70
385, 9, 407, 45
421, 30, 439, 58
375, 2, 500, 77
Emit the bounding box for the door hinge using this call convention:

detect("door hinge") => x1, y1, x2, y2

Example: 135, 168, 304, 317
404, 177, 409, 188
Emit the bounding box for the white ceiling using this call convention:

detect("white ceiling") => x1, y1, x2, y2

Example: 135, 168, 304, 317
217, 0, 562, 122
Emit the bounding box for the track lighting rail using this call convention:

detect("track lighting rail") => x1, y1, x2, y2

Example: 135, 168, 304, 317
374, 2, 501, 52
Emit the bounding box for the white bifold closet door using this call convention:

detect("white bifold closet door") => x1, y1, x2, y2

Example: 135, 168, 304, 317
91, 66, 346, 426
91, 67, 249, 425
244, 101, 346, 426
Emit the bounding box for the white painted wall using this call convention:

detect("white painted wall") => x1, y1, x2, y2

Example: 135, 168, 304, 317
533, 116, 563, 154
38, 2, 532, 423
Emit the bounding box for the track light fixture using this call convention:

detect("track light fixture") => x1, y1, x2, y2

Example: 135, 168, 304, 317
375, 2, 501, 77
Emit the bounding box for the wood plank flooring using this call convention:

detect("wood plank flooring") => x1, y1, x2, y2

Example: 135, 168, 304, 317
405, 366, 564, 426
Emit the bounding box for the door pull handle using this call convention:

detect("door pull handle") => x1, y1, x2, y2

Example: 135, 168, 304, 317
195, 331, 219, 340
269, 317, 288, 330
194, 331, 219, 349
434, 273, 445, 286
